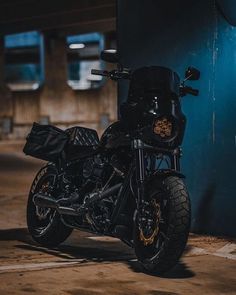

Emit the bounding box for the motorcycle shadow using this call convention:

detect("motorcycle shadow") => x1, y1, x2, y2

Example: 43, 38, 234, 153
6, 228, 135, 262
1, 227, 194, 278
128, 259, 195, 279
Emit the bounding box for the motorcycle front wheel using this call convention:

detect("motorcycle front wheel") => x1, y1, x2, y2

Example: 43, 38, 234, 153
133, 176, 191, 274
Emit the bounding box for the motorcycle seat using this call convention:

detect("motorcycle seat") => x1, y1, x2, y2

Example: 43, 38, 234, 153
65, 126, 99, 160
66, 126, 99, 147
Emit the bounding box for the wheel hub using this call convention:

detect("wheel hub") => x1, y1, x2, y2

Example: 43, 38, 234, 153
139, 200, 161, 246
36, 206, 51, 220
35, 181, 52, 220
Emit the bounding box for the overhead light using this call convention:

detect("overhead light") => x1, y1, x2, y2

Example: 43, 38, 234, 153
69, 43, 85, 49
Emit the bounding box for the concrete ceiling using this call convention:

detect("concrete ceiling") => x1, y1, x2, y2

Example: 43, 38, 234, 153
0, 0, 116, 36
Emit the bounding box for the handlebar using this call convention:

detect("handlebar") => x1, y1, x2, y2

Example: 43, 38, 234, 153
91, 69, 109, 77
91, 68, 131, 80
180, 85, 199, 97
92, 69, 199, 97
184, 86, 199, 96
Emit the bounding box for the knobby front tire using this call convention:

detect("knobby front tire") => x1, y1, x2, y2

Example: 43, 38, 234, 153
134, 176, 191, 274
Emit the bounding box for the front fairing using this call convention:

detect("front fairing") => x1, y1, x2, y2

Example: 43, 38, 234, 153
144, 95, 184, 123
140, 96, 186, 147
119, 66, 187, 147
120, 94, 186, 147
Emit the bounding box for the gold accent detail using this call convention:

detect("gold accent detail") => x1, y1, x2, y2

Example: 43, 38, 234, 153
139, 228, 158, 246
36, 181, 51, 220
41, 182, 49, 191
139, 201, 161, 246
154, 117, 172, 138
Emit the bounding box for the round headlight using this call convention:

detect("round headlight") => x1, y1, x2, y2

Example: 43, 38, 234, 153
153, 116, 177, 142
154, 117, 172, 137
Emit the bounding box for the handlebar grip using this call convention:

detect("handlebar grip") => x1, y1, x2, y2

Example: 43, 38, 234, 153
188, 88, 199, 96
185, 86, 199, 96
91, 69, 108, 76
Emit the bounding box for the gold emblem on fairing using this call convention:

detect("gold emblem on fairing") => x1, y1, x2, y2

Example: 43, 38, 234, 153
153, 117, 172, 138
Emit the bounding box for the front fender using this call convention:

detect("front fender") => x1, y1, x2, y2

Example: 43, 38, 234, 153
147, 169, 185, 183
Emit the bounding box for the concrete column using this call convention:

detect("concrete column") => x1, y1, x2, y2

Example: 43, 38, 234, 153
39, 32, 77, 124
43, 32, 69, 90
39, 30, 117, 133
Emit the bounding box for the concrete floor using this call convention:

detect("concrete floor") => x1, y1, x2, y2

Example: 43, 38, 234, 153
0, 142, 235, 295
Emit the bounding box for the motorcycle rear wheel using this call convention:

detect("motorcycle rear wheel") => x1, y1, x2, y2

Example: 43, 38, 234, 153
27, 164, 73, 247
134, 176, 191, 274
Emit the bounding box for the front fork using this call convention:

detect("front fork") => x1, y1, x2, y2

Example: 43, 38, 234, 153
132, 139, 146, 208
132, 139, 181, 207
132, 139, 181, 244
171, 150, 181, 171
132, 139, 155, 244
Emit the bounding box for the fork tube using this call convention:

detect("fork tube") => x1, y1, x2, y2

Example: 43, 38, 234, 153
132, 139, 146, 206
171, 155, 180, 171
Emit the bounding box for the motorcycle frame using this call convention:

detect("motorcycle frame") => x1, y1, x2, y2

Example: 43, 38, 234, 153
55, 138, 183, 237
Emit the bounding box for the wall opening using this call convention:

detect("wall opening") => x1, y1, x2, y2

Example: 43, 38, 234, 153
4, 31, 44, 91
67, 32, 105, 90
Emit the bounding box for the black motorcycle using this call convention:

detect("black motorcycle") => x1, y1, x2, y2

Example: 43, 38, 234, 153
24, 49, 200, 274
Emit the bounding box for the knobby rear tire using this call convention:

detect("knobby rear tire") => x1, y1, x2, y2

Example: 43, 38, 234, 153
27, 164, 73, 247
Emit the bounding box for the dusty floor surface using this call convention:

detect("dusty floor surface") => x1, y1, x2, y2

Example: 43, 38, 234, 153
0, 141, 235, 295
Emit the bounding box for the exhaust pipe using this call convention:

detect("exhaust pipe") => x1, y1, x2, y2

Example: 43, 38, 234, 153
33, 183, 122, 216
33, 193, 78, 216
83, 183, 122, 206
33, 194, 58, 209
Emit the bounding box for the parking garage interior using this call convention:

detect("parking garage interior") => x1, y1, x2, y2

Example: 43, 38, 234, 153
0, 1, 236, 294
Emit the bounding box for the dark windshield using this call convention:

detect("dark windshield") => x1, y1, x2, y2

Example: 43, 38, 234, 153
128, 66, 180, 100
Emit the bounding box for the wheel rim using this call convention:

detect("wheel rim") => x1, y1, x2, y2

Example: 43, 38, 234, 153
29, 172, 57, 237
135, 190, 169, 261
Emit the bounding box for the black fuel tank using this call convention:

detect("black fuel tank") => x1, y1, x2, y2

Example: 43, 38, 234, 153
100, 121, 131, 149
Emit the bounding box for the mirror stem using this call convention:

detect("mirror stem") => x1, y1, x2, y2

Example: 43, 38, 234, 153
183, 74, 193, 82
117, 63, 123, 72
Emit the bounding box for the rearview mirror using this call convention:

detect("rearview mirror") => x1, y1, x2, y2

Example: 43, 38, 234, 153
101, 49, 119, 63
185, 67, 200, 80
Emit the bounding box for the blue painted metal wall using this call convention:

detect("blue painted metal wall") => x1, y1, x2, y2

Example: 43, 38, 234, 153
117, 0, 236, 236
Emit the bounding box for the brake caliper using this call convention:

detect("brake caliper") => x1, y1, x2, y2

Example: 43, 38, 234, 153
139, 199, 161, 246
